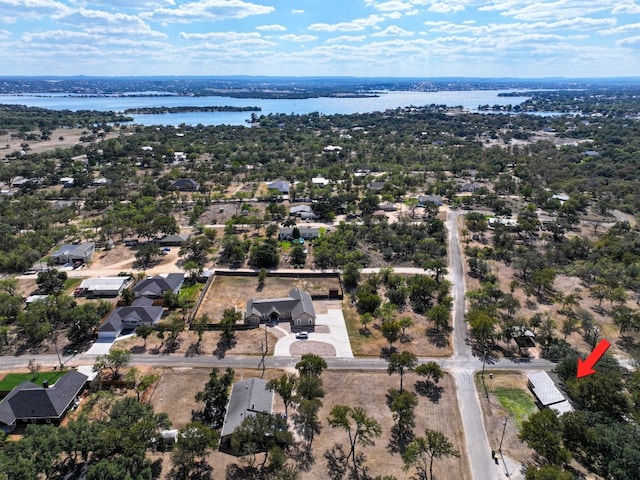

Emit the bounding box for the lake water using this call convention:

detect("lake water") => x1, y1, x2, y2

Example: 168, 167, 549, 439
0, 90, 530, 126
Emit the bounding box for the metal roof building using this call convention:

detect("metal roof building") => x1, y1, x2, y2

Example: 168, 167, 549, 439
527, 371, 573, 413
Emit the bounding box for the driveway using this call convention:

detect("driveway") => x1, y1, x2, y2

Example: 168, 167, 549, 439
273, 308, 353, 358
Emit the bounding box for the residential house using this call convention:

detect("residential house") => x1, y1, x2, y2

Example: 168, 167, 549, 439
220, 378, 273, 452
0, 371, 88, 433
278, 227, 320, 241
172, 178, 199, 191
50, 242, 95, 264
97, 297, 164, 338
289, 205, 312, 216
132, 273, 184, 298
77, 277, 129, 297
418, 195, 443, 207
267, 180, 290, 194
459, 182, 482, 193
368, 181, 385, 192
244, 288, 316, 330
156, 233, 191, 246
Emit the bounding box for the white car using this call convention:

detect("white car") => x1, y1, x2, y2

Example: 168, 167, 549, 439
295, 331, 309, 340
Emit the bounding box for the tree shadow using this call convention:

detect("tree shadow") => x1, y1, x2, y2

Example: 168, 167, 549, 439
415, 380, 443, 403
214, 336, 236, 359
379, 346, 397, 359
324, 444, 347, 480
150, 458, 163, 479
387, 423, 414, 455
130, 345, 146, 354
426, 328, 450, 348
168, 460, 213, 480
185, 342, 202, 357
289, 441, 315, 472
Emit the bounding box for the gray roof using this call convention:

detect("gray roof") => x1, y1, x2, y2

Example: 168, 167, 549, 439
267, 180, 290, 193
549, 400, 574, 415
528, 371, 566, 406
246, 288, 315, 320
290, 205, 312, 214
173, 179, 199, 191
278, 226, 320, 238
51, 242, 94, 259
418, 195, 443, 206
0, 371, 87, 427
98, 297, 163, 334
157, 233, 190, 244
221, 378, 273, 438
79, 277, 128, 292
133, 273, 184, 297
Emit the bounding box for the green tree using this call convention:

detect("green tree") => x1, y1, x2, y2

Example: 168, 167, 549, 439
525, 465, 573, 480
170, 422, 217, 480
381, 320, 401, 351
93, 348, 132, 380
135, 242, 161, 268
135, 324, 154, 348
289, 244, 306, 266
387, 389, 418, 454
267, 373, 298, 417
36, 269, 67, 295
249, 239, 280, 269
296, 353, 327, 377
426, 304, 450, 332
387, 351, 418, 392
519, 409, 570, 465
402, 428, 459, 480
343, 262, 362, 291
414, 361, 444, 394
194, 367, 234, 429
220, 308, 240, 345
327, 405, 382, 477
125, 367, 160, 401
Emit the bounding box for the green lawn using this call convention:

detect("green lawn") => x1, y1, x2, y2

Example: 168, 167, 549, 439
0, 370, 66, 392
492, 387, 537, 427
64, 277, 82, 291
179, 282, 203, 303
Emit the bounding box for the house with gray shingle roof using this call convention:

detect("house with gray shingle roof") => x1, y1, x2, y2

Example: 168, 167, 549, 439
0, 371, 87, 433
244, 288, 315, 330
220, 378, 273, 452
50, 242, 95, 264
97, 297, 164, 338
267, 180, 290, 194
132, 273, 184, 298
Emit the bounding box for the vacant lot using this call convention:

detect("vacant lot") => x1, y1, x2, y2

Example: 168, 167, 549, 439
476, 371, 536, 464
148, 368, 469, 480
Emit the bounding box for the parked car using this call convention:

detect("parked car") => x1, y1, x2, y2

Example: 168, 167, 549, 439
295, 331, 309, 340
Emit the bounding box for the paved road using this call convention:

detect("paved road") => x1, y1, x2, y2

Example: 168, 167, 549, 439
447, 209, 507, 480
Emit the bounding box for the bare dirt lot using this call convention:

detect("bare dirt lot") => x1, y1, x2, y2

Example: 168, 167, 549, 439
0, 127, 118, 155
148, 368, 470, 480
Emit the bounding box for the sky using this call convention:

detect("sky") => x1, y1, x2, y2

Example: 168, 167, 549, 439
1, 0, 640, 78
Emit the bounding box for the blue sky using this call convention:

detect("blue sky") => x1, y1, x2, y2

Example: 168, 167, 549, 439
1, 0, 640, 77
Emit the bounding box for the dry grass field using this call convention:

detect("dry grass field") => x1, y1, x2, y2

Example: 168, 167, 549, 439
146, 367, 470, 480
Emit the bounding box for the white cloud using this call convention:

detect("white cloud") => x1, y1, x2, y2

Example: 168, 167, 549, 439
385, 11, 403, 19
141, 0, 275, 23
325, 35, 367, 43
600, 22, 640, 35
308, 14, 386, 32
428, 2, 465, 13
478, 0, 629, 22
371, 1, 414, 12
0, 0, 70, 23
0, 29, 10, 39
256, 24, 286, 31
279, 33, 317, 42
179, 31, 277, 47
372, 25, 414, 36
291, 9, 304, 14
617, 35, 640, 46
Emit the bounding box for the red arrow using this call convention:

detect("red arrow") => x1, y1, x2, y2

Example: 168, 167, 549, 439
577, 339, 611, 378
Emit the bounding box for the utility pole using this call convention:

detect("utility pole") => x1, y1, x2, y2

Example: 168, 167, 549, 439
499, 417, 508, 453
